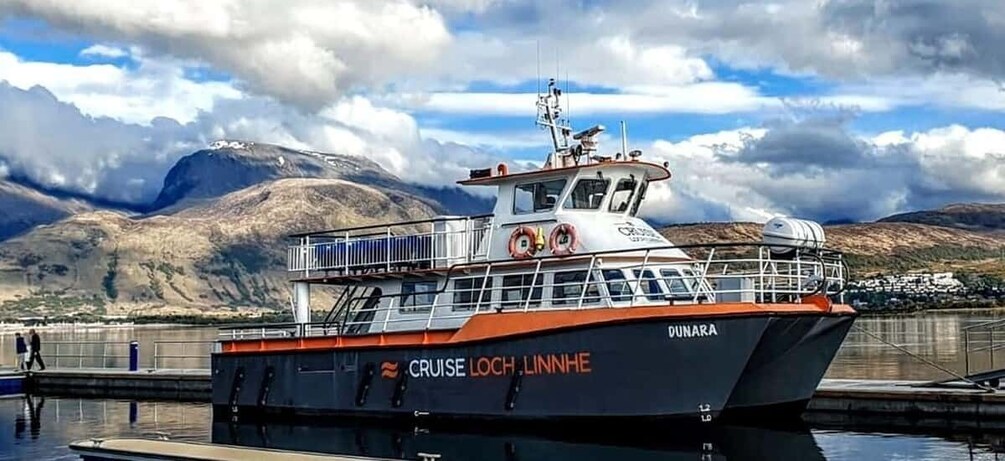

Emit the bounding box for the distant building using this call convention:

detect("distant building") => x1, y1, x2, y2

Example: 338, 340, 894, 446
849, 272, 965, 296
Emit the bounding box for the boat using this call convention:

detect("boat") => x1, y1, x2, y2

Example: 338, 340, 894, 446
211, 80, 856, 423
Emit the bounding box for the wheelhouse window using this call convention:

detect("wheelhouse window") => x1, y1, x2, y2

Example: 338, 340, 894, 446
553, 270, 601, 306
629, 179, 649, 217
608, 177, 638, 213
563, 178, 610, 210
514, 179, 567, 214
452, 277, 493, 312
400, 280, 438, 313
633, 269, 664, 301
501, 274, 544, 309
602, 269, 631, 302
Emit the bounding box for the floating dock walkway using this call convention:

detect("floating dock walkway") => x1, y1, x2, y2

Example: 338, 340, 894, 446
0, 370, 25, 397
24, 368, 210, 401
17, 369, 1005, 420
70, 438, 409, 461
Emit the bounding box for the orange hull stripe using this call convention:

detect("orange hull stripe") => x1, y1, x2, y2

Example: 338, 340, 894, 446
220, 303, 855, 354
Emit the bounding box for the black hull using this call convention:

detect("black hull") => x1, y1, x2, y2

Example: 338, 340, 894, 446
212, 312, 854, 422
722, 315, 855, 418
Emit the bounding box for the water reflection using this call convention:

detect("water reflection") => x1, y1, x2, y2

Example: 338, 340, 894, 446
212, 418, 826, 461
0, 397, 209, 460
13, 396, 43, 440
1, 397, 1004, 460
828, 312, 1005, 380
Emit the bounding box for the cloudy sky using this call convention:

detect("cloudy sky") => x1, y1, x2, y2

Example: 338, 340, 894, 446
0, 0, 1003, 223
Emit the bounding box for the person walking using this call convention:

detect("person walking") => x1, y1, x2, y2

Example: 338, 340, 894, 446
14, 332, 27, 370
26, 329, 45, 371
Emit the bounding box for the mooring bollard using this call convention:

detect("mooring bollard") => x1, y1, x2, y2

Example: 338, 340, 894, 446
129, 341, 139, 372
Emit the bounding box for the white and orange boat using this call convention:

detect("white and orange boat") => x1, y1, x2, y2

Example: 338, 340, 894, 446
212, 81, 855, 423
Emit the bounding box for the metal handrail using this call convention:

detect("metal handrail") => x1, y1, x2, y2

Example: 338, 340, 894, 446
289, 214, 495, 239
49, 341, 133, 369
152, 340, 215, 369
224, 242, 845, 341
288, 216, 494, 273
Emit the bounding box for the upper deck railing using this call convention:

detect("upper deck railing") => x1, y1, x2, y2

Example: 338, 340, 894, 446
287, 215, 494, 277
223, 242, 848, 341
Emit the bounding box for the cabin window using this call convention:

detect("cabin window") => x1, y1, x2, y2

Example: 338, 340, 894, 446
564, 178, 610, 210
633, 269, 664, 301
400, 280, 438, 313
513, 179, 567, 214
501, 274, 544, 309
660, 268, 693, 299
552, 270, 601, 306
452, 277, 494, 312
608, 177, 638, 213
602, 269, 631, 302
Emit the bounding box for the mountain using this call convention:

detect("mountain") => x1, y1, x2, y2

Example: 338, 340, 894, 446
151, 140, 492, 215
0, 140, 496, 317
879, 203, 1005, 232
661, 221, 1005, 276
0, 178, 438, 317
0, 179, 94, 241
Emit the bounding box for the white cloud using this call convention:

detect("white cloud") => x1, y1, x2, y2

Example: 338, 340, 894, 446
402, 82, 774, 116
79, 43, 127, 59
420, 127, 549, 150
638, 123, 1005, 224
1, 0, 452, 109
834, 74, 1005, 112
0, 81, 509, 203
0, 50, 241, 124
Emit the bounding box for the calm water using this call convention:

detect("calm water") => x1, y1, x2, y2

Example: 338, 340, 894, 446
3, 311, 1005, 460
1, 397, 1004, 460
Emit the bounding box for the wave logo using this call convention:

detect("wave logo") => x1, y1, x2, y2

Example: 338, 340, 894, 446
380, 361, 400, 379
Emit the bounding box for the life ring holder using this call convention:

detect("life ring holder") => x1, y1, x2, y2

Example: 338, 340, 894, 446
497, 162, 509, 176
508, 226, 538, 259
549, 223, 579, 256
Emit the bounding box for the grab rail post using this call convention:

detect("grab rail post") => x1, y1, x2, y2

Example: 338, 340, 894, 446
694, 248, 715, 304
430, 222, 436, 268
758, 247, 765, 303
425, 292, 442, 330
524, 259, 543, 312
304, 235, 311, 279
577, 255, 598, 309
474, 264, 492, 314
381, 296, 397, 333
386, 227, 392, 272
630, 249, 651, 308
343, 231, 350, 275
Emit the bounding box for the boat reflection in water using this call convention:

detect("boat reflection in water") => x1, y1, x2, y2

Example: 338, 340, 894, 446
212, 418, 825, 461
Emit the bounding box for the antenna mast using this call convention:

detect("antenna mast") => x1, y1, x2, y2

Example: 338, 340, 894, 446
621, 121, 628, 158
536, 78, 571, 153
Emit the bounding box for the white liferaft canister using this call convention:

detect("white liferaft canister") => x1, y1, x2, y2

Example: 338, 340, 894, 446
762, 217, 826, 253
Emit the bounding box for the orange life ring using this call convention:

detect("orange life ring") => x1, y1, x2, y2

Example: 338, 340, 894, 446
549, 223, 579, 256
508, 226, 538, 259
497, 162, 509, 176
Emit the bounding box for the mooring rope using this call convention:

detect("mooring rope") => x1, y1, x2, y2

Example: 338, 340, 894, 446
851, 324, 995, 392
